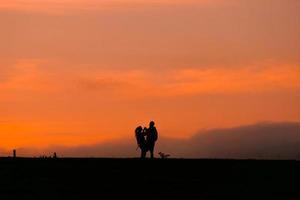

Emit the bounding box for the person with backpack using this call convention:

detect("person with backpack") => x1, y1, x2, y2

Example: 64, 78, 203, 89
146, 121, 158, 159
135, 126, 147, 158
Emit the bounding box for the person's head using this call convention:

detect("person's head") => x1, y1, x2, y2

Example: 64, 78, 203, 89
149, 121, 155, 127
135, 126, 143, 134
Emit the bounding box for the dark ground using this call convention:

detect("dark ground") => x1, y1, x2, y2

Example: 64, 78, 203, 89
0, 158, 299, 200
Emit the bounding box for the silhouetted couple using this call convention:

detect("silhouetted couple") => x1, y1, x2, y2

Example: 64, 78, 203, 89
135, 121, 158, 159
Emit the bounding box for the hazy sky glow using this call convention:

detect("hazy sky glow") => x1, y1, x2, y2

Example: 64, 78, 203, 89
0, 0, 300, 154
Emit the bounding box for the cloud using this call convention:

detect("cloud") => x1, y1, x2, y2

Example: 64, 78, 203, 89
0, 59, 52, 91
8, 122, 300, 160
0, 67, 13, 83
75, 62, 300, 98
0, 0, 217, 14
184, 122, 300, 159
2, 59, 299, 99
159, 64, 300, 96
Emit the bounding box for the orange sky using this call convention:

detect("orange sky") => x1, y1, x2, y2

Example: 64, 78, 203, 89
0, 0, 300, 152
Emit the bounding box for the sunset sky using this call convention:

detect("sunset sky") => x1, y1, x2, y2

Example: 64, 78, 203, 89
0, 0, 300, 155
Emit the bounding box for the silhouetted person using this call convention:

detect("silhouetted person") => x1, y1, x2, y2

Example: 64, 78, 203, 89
53, 152, 57, 159
135, 126, 147, 158
13, 149, 16, 158
146, 121, 158, 159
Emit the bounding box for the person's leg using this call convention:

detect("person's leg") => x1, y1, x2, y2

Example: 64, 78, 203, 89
140, 149, 144, 158
142, 148, 147, 158
150, 144, 154, 159
141, 144, 147, 158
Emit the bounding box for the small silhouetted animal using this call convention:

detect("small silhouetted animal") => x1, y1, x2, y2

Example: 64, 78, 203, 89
158, 152, 170, 159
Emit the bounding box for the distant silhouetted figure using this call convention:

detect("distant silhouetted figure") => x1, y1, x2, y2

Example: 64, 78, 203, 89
135, 126, 147, 158
53, 152, 57, 159
13, 149, 16, 158
146, 121, 158, 159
